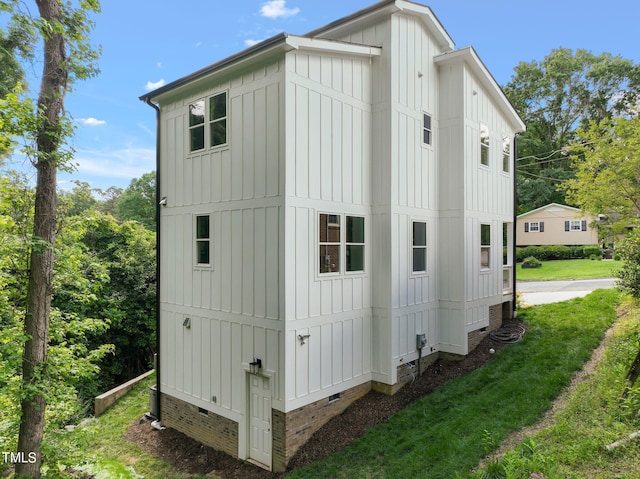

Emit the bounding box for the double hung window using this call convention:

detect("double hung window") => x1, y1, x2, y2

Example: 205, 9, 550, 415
319, 214, 365, 274
195, 215, 211, 266
481, 224, 491, 269
189, 91, 228, 152
480, 124, 490, 166
412, 221, 427, 273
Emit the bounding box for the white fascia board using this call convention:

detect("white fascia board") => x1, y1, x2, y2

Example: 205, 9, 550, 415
285, 35, 382, 58
395, 0, 454, 51
435, 46, 526, 132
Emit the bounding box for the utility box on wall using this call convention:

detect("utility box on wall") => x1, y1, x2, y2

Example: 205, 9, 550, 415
416, 333, 427, 350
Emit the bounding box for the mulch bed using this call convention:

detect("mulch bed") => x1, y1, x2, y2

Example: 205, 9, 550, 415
124, 324, 521, 478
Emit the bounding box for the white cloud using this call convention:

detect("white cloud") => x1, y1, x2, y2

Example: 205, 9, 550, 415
144, 79, 165, 91
74, 147, 156, 180
156, 61, 163, 69
244, 38, 263, 47
260, 0, 300, 19
77, 117, 106, 126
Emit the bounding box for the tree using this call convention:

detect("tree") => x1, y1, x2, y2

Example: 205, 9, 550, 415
563, 117, 640, 229
116, 171, 156, 230
504, 48, 640, 212
2, 1, 101, 476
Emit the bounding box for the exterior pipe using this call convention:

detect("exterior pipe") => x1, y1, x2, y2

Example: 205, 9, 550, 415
144, 97, 162, 421
512, 133, 520, 318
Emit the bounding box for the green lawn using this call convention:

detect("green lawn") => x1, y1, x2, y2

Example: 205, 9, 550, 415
516, 258, 621, 281
53, 289, 639, 479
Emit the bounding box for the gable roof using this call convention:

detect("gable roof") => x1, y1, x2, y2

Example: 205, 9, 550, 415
140, 0, 455, 104
517, 203, 582, 219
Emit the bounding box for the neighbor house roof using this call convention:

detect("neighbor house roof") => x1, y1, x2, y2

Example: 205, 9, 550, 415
517, 203, 583, 219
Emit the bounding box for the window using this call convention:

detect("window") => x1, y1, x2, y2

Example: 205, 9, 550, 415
412, 221, 427, 273
195, 215, 210, 265
189, 92, 228, 152
481, 224, 491, 269
503, 223, 509, 266
566, 220, 586, 232
480, 124, 490, 166
525, 221, 543, 233
423, 113, 432, 146
502, 135, 511, 172
346, 216, 365, 272
319, 213, 365, 274
209, 92, 227, 147
319, 214, 340, 273
189, 100, 205, 151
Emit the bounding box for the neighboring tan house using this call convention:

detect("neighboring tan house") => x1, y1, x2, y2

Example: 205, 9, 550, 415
516, 203, 598, 247
140, 0, 525, 471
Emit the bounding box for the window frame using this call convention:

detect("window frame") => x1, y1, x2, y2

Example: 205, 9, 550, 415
422, 113, 433, 147
502, 135, 511, 172
480, 223, 491, 270
480, 123, 490, 167
569, 220, 582, 231
412, 220, 427, 274
318, 213, 366, 276
188, 91, 228, 153
195, 214, 211, 267
528, 221, 540, 232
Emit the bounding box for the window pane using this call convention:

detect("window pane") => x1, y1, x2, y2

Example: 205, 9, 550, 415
481, 224, 491, 246
346, 245, 364, 272
189, 100, 205, 126
209, 93, 227, 121
319, 244, 340, 273
197, 241, 210, 264
413, 248, 426, 272
413, 222, 426, 247
319, 214, 340, 242
424, 114, 431, 130
481, 247, 490, 268
196, 216, 209, 239
190, 125, 204, 151
210, 119, 227, 146
346, 216, 364, 243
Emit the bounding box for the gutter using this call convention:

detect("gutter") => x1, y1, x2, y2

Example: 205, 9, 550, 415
144, 97, 162, 421
512, 133, 520, 318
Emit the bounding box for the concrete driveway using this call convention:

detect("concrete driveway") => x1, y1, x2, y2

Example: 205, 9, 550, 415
517, 278, 618, 306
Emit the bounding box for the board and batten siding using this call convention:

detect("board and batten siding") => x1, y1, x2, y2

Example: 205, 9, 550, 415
282, 50, 375, 407
158, 59, 288, 416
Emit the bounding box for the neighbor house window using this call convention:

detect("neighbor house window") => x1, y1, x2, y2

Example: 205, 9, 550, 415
209, 92, 227, 147
525, 221, 543, 233
480, 124, 490, 166
481, 224, 491, 269
195, 215, 210, 265
502, 135, 511, 172
412, 221, 427, 273
566, 220, 586, 232
423, 113, 432, 146
346, 216, 365, 272
319, 214, 366, 274
189, 99, 205, 151
319, 214, 341, 274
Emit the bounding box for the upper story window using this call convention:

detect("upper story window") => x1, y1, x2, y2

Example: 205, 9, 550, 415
189, 91, 228, 152
412, 221, 427, 273
195, 215, 211, 266
480, 124, 490, 166
189, 100, 205, 151
481, 223, 491, 269
319, 213, 365, 275
423, 113, 432, 146
502, 135, 511, 172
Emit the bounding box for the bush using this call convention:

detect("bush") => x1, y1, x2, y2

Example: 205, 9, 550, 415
616, 230, 640, 299
583, 245, 602, 258
522, 256, 542, 268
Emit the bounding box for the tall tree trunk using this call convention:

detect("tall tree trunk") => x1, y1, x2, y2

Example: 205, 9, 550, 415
16, 0, 66, 476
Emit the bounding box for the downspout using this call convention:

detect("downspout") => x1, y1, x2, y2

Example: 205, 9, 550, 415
144, 97, 162, 422
512, 133, 520, 318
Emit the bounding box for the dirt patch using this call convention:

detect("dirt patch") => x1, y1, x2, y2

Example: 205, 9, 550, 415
124, 323, 521, 478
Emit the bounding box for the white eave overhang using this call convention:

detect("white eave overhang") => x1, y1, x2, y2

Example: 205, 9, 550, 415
435, 46, 526, 133
285, 35, 382, 58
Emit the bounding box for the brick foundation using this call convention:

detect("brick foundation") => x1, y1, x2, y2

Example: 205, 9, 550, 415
272, 381, 371, 472
161, 394, 239, 458
467, 302, 505, 352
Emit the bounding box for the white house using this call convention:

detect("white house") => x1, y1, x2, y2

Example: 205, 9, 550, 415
140, 0, 525, 471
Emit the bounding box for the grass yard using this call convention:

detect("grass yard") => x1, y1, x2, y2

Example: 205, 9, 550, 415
517, 258, 621, 281
51, 289, 638, 479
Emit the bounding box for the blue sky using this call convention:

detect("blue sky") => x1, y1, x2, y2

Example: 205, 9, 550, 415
10, 0, 639, 192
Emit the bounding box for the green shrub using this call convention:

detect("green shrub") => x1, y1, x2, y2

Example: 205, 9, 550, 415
616, 229, 640, 299
583, 245, 602, 258
522, 256, 542, 268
